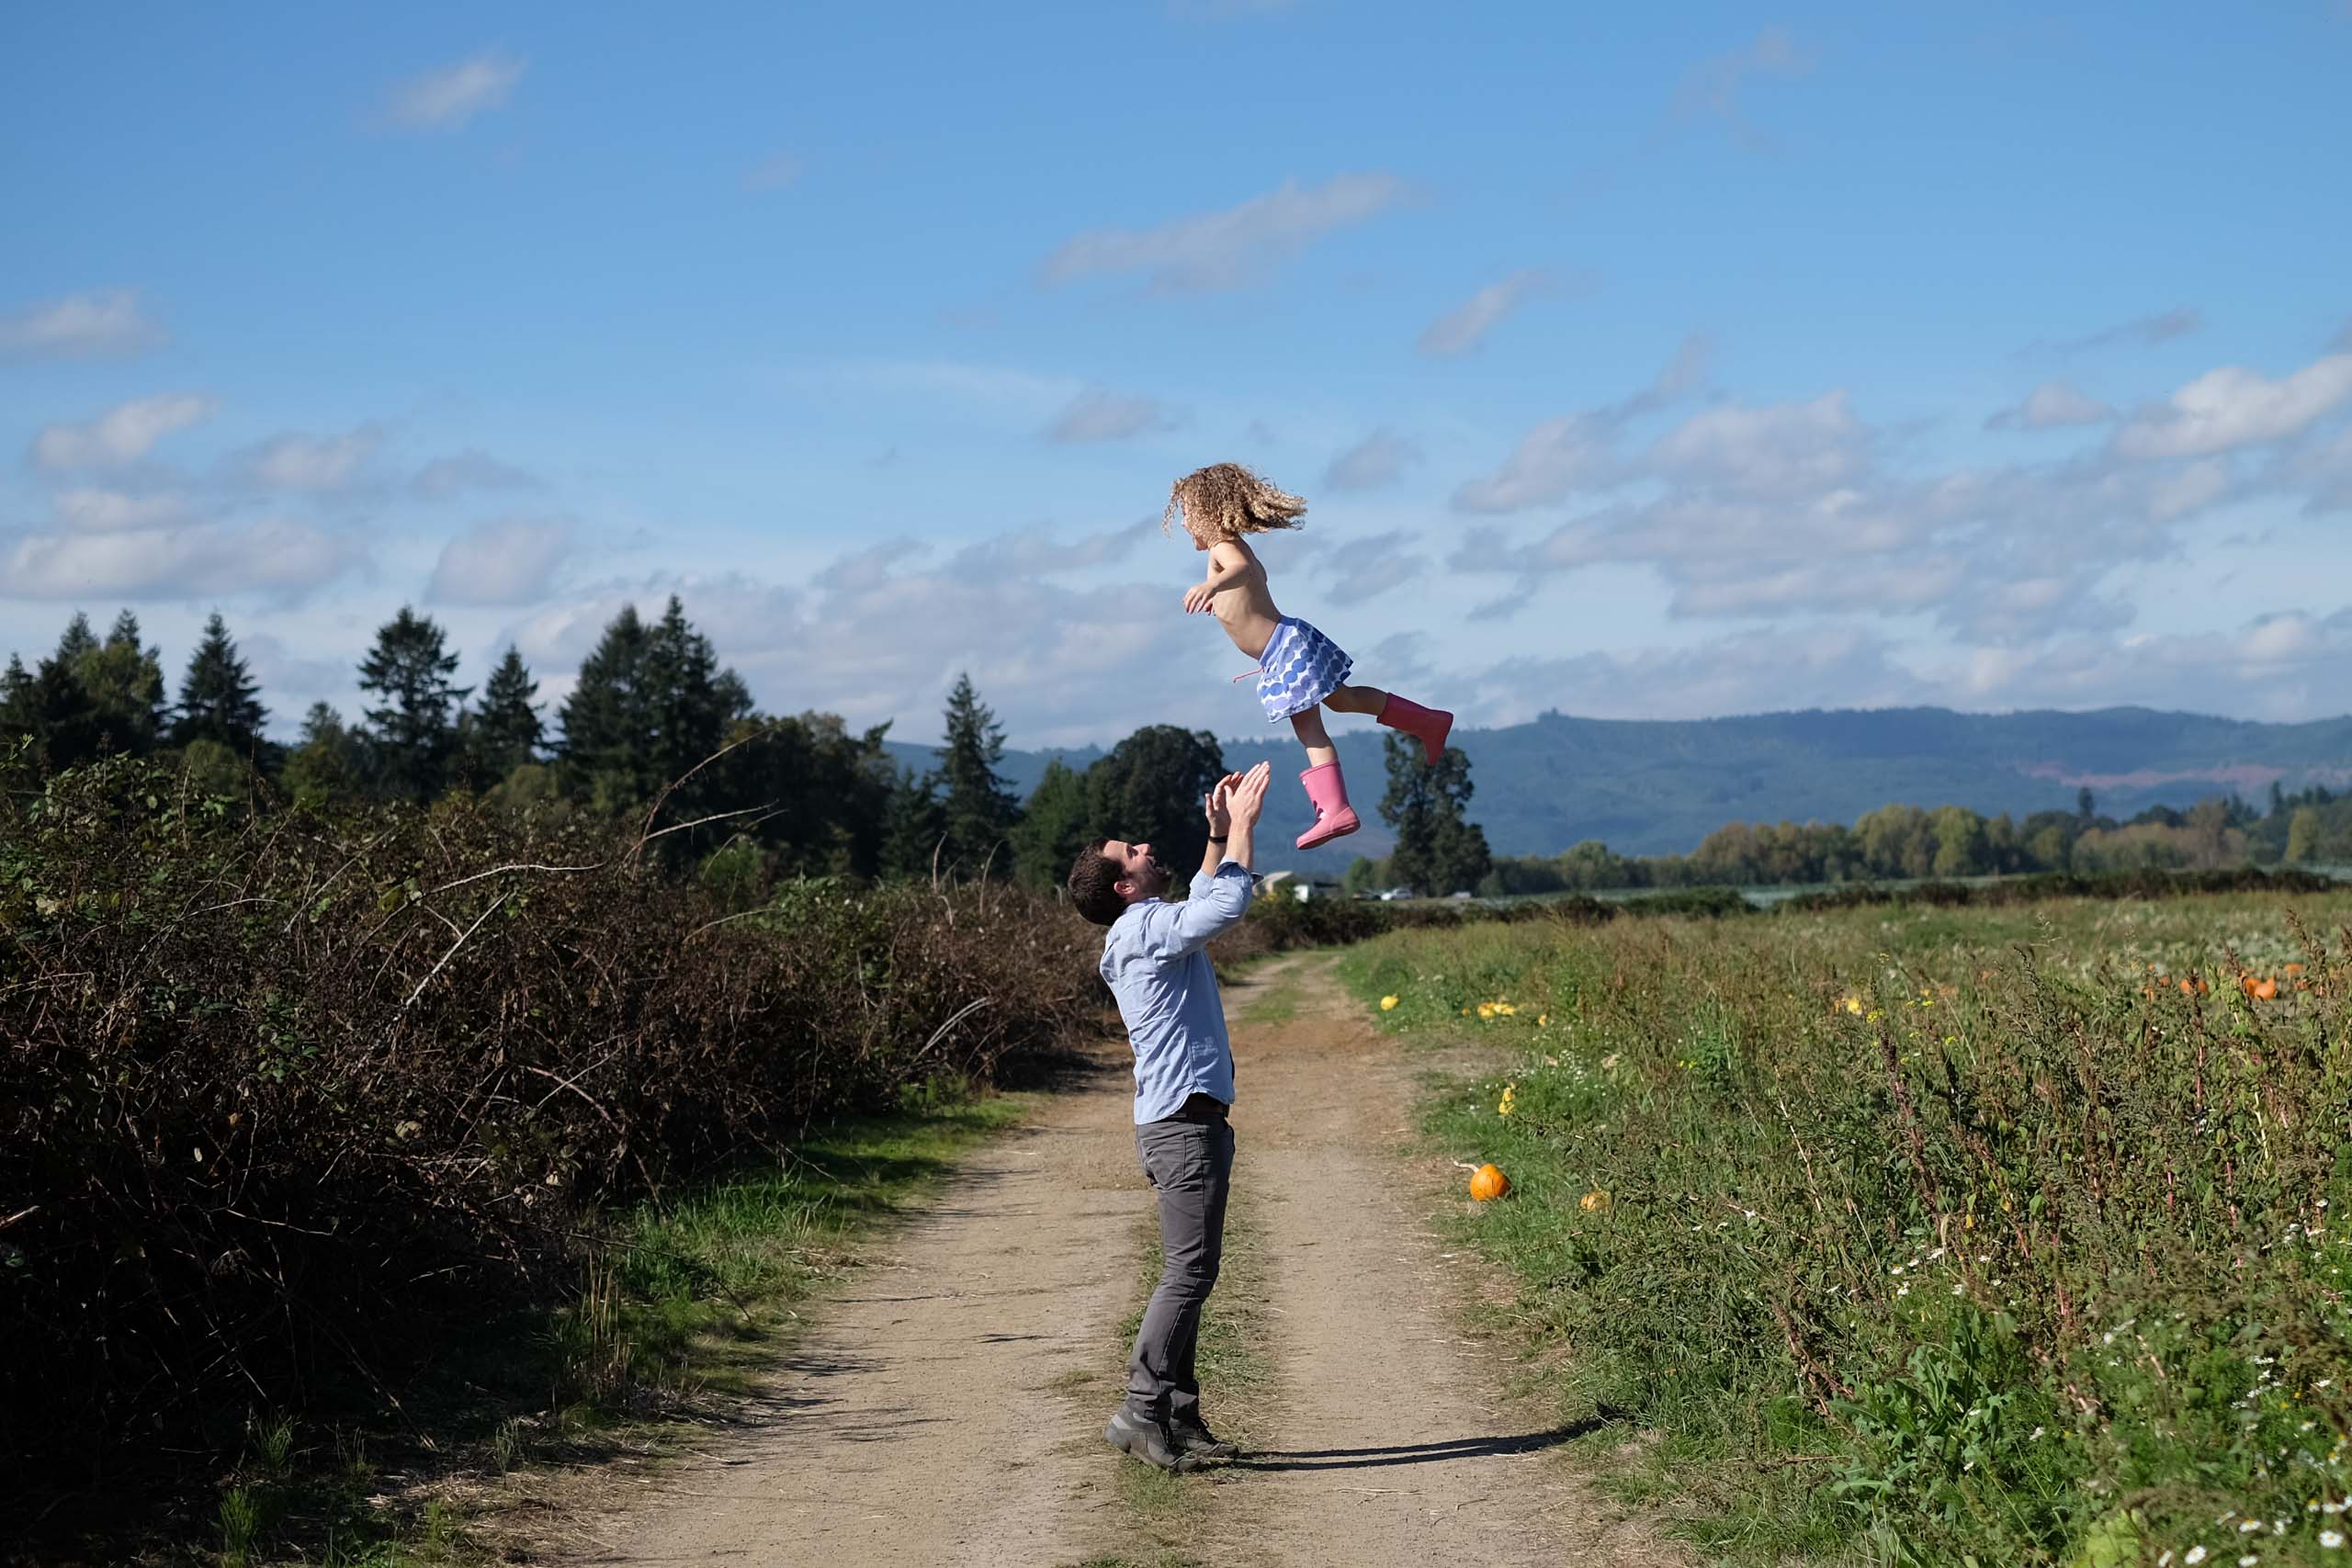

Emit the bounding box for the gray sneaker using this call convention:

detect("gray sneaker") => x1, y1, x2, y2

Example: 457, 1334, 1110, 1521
1102, 1406, 1204, 1472
1170, 1416, 1238, 1461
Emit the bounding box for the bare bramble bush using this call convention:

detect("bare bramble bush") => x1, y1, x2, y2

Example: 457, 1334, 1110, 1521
0, 750, 1097, 1486
1349, 895, 2352, 1565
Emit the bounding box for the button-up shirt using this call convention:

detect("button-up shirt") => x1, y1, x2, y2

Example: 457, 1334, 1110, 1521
1098, 861, 1254, 1123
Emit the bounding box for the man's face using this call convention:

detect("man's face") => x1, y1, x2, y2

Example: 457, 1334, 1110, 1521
1102, 839, 1169, 903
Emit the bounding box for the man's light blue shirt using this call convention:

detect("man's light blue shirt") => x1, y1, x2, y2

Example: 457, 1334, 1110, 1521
1099, 861, 1254, 1124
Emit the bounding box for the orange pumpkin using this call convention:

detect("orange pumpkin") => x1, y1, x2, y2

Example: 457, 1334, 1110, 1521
1468, 1163, 1511, 1201
2253, 977, 2279, 1001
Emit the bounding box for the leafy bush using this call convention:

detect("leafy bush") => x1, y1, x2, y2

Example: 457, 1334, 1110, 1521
0, 752, 1098, 1485
1344, 890, 2352, 1564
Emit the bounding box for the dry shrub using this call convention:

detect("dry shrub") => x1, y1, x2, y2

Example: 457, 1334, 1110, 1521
0, 752, 1098, 1483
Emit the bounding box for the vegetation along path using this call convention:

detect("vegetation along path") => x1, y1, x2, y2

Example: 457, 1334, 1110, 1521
578, 953, 1677, 1568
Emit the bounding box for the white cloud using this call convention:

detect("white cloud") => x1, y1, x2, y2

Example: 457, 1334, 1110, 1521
29, 393, 218, 470
51, 488, 193, 533
384, 51, 525, 132
1042, 388, 1173, 443
412, 448, 537, 500
1040, 173, 1411, 294
743, 152, 804, 191
3, 517, 360, 601
1323, 430, 1420, 492
2146, 458, 2231, 522
1986, 380, 2114, 431
2113, 353, 2352, 459
1668, 28, 1811, 150
1453, 413, 1619, 513
1648, 391, 1868, 499
1417, 270, 1552, 356
235, 426, 384, 492
0, 288, 164, 361
2037, 306, 2203, 356
426, 517, 572, 605
1320, 529, 1432, 606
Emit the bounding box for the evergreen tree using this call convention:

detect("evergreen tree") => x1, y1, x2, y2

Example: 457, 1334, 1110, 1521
172, 611, 268, 755
75, 610, 167, 759
640, 596, 738, 791
356, 606, 469, 802
17, 614, 103, 769
1010, 758, 1092, 889
0, 655, 36, 743
460, 645, 544, 787
280, 703, 367, 808
882, 764, 948, 878
1379, 733, 1491, 897
558, 604, 655, 810
2077, 786, 2097, 824
933, 672, 1021, 878
558, 598, 746, 818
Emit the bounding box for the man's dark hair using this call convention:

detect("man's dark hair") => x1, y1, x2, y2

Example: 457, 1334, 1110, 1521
1067, 840, 1128, 927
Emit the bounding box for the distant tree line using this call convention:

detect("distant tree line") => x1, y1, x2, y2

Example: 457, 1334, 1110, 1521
1346, 782, 2352, 897
1, 603, 1491, 898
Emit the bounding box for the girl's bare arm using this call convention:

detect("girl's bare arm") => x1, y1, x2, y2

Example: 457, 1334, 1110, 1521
1182, 541, 1254, 615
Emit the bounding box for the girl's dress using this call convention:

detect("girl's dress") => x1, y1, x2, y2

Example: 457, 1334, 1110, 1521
1252, 615, 1353, 723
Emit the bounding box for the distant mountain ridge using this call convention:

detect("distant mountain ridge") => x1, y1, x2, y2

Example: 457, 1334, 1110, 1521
883, 705, 2352, 873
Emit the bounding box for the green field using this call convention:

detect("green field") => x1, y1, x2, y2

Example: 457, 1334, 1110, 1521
1340, 890, 2352, 1566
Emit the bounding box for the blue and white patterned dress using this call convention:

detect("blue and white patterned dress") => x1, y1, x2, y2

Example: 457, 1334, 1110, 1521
1253, 616, 1353, 723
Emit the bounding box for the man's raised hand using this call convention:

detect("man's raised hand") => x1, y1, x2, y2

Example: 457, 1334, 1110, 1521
1228, 761, 1272, 827
1204, 772, 1244, 838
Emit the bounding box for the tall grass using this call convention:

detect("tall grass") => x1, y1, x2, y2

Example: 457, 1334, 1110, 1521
1342, 892, 2352, 1565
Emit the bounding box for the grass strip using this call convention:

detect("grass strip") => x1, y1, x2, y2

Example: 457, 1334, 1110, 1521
1340, 889, 2352, 1567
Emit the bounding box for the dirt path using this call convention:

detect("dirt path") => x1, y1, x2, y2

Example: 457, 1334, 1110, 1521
579, 953, 1679, 1568
575, 1045, 1149, 1567
1197, 953, 1679, 1568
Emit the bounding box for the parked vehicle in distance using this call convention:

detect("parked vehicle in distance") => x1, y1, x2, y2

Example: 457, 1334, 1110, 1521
1377, 887, 1414, 901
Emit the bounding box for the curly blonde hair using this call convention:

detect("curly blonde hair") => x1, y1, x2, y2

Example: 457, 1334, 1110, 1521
1163, 462, 1307, 543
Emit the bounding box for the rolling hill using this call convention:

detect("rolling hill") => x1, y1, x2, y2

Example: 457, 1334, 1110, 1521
886, 705, 2352, 874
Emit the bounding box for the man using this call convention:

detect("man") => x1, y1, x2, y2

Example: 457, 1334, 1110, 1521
1066, 758, 1272, 1472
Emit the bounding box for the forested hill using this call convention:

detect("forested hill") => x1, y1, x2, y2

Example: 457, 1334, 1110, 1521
892, 705, 2352, 867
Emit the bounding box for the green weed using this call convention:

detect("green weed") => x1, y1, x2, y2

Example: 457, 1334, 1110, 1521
1346, 890, 2352, 1565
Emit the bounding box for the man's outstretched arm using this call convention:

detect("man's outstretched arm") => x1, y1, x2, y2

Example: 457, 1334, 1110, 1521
1161, 761, 1271, 954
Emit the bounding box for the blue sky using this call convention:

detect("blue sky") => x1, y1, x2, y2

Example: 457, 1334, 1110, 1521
4, 2, 2349, 746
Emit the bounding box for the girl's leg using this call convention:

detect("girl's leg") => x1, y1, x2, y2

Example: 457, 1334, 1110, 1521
1289, 707, 1336, 769
1323, 683, 1387, 716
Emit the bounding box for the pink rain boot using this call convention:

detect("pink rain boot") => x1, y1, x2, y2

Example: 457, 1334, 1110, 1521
1377, 694, 1454, 766
1295, 761, 1361, 850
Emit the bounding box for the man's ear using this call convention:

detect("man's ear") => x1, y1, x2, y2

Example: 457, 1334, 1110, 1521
1113, 875, 1136, 900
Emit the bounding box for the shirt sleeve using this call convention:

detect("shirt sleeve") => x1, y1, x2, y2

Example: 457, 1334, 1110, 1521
1143, 861, 1253, 960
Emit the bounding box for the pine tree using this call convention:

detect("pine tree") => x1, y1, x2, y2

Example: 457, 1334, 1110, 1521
173, 611, 268, 755
1010, 758, 1092, 889
22, 613, 109, 769
356, 606, 469, 802
933, 672, 1021, 878
641, 596, 736, 790
462, 645, 544, 785
1, 655, 36, 744
559, 604, 653, 810
74, 610, 167, 759
882, 764, 948, 879
1379, 733, 1491, 897
558, 598, 749, 820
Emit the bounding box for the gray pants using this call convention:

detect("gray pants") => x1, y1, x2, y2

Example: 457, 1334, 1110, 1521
1125, 1095, 1234, 1424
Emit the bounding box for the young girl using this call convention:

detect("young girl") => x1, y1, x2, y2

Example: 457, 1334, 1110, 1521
1166, 461, 1453, 851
